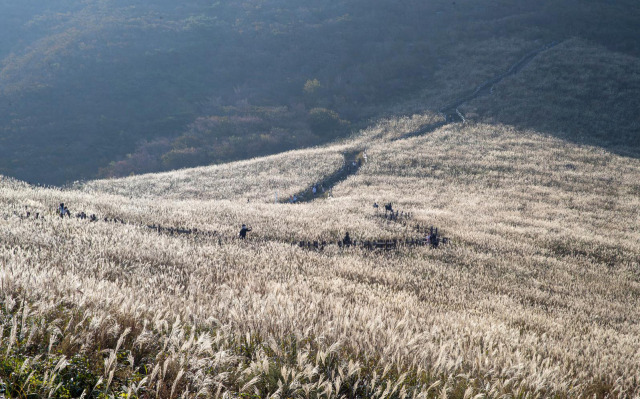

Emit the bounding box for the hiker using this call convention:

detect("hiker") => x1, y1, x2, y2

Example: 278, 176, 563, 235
312, 186, 317, 195
384, 203, 393, 213
238, 224, 252, 239
58, 203, 65, 218
342, 232, 352, 247
64, 207, 71, 218
430, 233, 439, 247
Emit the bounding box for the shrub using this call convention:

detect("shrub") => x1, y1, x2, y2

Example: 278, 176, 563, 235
308, 108, 349, 139
303, 79, 321, 94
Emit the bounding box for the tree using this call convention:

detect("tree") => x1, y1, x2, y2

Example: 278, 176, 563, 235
303, 78, 321, 94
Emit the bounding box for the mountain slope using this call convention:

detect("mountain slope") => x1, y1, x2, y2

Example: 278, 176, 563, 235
1, 114, 639, 397
464, 39, 640, 157
1, 0, 639, 184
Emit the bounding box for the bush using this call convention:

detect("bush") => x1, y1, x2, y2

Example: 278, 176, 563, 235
303, 79, 321, 94
308, 108, 349, 139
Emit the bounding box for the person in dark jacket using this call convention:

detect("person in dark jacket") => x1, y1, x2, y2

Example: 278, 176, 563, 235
239, 224, 252, 239
430, 233, 439, 247
342, 232, 352, 246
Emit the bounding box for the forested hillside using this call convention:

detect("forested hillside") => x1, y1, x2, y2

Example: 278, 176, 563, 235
0, 0, 639, 184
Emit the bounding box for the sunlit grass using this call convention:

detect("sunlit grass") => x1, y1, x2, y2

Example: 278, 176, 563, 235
1, 111, 639, 397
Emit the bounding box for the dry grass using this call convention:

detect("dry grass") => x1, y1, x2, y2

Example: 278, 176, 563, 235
464, 39, 640, 155
74, 147, 347, 202
2, 35, 640, 395
390, 36, 548, 116
1, 115, 639, 398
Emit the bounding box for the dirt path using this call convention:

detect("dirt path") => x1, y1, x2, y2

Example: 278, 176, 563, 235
283, 150, 364, 203
400, 41, 561, 142
291, 43, 560, 199
439, 40, 560, 117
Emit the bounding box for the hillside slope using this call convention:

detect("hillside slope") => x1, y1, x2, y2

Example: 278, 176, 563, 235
463, 39, 640, 157
2, 0, 639, 184
1, 116, 639, 397
74, 146, 347, 202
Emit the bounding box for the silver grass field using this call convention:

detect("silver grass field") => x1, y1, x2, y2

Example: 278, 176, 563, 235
1, 113, 639, 398
1, 39, 640, 398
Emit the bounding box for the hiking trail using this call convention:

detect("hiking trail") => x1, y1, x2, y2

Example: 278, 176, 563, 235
401, 40, 561, 141
283, 150, 365, 204
291, 41, 560, 199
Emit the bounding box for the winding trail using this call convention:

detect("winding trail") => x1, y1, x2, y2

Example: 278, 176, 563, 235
283, 150, 364, 203
403, 41, 561, 140
293, 41, 561, 198
438, 41, 560, 117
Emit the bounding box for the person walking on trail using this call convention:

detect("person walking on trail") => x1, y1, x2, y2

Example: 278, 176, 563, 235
430, 233, 439, 248
239, 224, 252, 239
342, 232, 352, 247
58, 203, 65, 218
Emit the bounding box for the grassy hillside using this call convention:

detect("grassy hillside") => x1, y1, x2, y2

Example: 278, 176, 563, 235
1, 1, 640, 396
462, 39, 640, 157
75, 146, 347, 202
1, 116, 639, 397
72, 112, 444, 201
1, 0, 639, 184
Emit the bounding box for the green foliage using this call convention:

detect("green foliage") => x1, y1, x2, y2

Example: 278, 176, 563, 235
104, 105, 321, 175
0, 355, 91, 398
0, 300, 149, 399
303, 79, 321, 94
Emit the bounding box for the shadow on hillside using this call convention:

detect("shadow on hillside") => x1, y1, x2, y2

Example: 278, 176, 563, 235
477, 113, 640, 160
283, 151, 364, 203
462, 40, 640, 159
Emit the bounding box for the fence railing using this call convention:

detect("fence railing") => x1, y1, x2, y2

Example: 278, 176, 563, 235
296, 235, 450, 252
